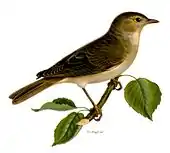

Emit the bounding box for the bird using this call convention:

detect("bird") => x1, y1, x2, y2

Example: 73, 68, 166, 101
9, 12, 159, 118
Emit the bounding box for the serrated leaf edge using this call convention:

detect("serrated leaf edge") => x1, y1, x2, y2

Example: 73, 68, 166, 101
53, 98, 76, 107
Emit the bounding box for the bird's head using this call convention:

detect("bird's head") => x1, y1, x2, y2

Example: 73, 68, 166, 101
112, 12, 159, 33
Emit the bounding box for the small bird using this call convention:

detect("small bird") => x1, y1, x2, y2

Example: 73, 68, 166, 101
9, 12, 159, 117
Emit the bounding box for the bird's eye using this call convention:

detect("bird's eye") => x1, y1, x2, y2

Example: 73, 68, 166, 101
135, 17, 141, 22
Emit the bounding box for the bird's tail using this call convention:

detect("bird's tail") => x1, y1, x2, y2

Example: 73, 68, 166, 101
9, 78, 62, 104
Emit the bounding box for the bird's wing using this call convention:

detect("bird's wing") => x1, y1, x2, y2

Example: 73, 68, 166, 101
36, 34, 125, 78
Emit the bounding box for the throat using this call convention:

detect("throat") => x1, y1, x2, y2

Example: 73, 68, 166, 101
125, 32, 140, 46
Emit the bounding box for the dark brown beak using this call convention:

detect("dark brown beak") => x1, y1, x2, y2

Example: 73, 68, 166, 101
147, 19, 159, 24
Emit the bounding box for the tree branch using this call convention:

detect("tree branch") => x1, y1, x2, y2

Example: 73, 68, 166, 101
85, 79, 120, 121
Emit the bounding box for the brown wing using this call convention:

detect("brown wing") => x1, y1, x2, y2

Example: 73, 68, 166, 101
36, 33, 125, 79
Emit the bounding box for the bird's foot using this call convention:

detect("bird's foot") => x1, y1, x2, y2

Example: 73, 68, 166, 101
115, 81, 122, 90
108, 77, 122, 91
92, 105, 102, 121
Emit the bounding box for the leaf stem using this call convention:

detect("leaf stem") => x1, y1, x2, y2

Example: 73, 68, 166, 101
119, 74, 137, 80
77, 107, 90, 111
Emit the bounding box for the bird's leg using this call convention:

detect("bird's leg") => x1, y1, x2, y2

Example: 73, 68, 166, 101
82, 88, 102, 121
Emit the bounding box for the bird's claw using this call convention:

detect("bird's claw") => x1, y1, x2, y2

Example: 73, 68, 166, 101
92, 105, 102, 121
108, 78, 122, 91
94, 113, 102, 121
115, 81, 122, 90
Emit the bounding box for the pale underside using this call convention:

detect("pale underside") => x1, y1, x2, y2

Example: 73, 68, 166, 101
59, 32, 140, 88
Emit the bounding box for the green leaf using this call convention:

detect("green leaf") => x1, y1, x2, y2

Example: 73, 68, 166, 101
52, 112, 84, 146
32, 98, 77, 112
124, 78, 162, 120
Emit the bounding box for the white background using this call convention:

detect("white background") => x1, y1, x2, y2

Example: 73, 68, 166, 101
0, 0, 169, 153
